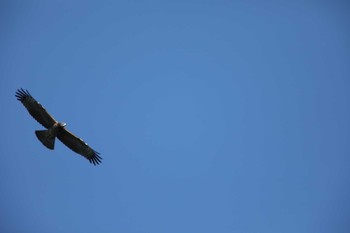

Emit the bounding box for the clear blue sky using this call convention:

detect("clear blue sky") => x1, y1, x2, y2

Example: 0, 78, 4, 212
1, 1, 349, 232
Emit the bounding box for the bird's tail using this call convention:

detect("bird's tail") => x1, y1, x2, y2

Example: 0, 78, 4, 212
35, 130, 55, 150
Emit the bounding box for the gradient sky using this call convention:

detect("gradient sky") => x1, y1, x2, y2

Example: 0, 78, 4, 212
1, 1, 350, 233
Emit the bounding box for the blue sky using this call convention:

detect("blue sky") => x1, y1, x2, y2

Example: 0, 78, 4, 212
1, 1, 349, 232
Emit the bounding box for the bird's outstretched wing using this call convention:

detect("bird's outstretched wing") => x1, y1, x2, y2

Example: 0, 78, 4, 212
57, 128, 102, 165
15, 88, 57, 129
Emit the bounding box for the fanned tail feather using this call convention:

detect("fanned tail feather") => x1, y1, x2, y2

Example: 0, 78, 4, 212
35, 130, 55, 150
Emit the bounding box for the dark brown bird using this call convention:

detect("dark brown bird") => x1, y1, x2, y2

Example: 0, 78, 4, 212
15, 88, 102, 165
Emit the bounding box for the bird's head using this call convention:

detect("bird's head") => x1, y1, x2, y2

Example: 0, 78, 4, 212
59, 122, 67, 127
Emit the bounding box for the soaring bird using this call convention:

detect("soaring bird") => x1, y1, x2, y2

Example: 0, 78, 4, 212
15, 88, 102, 165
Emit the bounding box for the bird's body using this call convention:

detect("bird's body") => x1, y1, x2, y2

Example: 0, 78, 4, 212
15, 88, 102, 165
35, 122, 65, 150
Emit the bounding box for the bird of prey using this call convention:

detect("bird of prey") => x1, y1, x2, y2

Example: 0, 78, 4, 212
15, 88, 102, 165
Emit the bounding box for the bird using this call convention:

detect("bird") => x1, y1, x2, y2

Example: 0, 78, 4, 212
15, 88, 102, 165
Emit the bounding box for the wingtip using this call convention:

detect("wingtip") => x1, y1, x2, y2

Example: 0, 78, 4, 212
15, 88, 32, 102
88, 150, 102, 165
